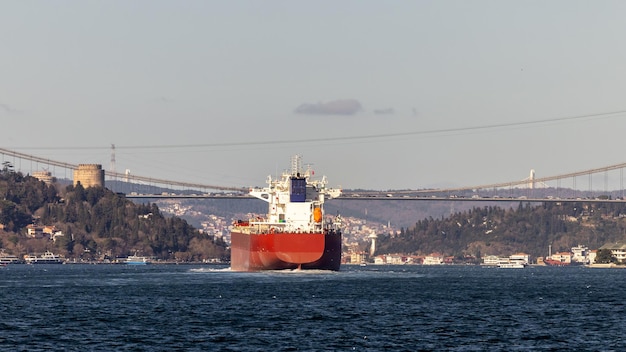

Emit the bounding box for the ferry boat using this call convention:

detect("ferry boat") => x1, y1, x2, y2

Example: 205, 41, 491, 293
24, 251, 64, 264
0, 251, 23, 265
230, 155, 343, 271
497, 261, 526, 269
126, 255, 151, 265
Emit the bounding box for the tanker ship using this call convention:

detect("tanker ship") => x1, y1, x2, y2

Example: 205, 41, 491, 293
230, 155, 343, 271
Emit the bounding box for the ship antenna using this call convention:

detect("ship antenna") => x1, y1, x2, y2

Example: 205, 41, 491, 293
291, 155, 302, 176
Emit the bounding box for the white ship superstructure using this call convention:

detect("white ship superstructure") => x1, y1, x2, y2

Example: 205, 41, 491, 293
247, 155, 341, 233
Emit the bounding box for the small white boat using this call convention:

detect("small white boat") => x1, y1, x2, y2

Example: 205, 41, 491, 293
497, 262, 526, 269
126, 255, 151, 265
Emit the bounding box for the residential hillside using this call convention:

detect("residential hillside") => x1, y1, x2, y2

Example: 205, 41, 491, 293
0, 166, 228, 261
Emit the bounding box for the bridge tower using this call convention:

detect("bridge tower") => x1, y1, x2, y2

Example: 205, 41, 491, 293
528, 169, 535, 189
110, 144, 116, 173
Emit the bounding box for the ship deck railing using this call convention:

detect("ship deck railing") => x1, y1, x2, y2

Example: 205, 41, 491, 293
234, 222, 325, 235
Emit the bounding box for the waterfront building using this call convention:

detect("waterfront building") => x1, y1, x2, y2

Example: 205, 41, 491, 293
599, 241, 626, 263
423, 253, 444, 265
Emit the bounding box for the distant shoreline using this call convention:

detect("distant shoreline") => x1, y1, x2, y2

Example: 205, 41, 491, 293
587, 263, 626, 269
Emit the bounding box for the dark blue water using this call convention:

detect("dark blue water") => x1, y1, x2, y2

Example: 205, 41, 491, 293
1, 264, 625, 351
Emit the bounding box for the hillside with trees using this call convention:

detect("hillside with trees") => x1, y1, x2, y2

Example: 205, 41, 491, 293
5, 161, 626, 264
0, 164, 228, 262
376, 201, 626, 260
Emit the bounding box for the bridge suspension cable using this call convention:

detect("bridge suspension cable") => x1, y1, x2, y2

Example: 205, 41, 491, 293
411, 163, 626, 194
0, 147, 245, 192
2, 147, 625, 194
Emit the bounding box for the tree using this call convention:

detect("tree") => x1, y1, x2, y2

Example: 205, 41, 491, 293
0, 199, 32, 231
595, 249, 615, 264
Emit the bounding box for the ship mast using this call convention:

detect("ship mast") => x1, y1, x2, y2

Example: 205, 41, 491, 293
291, 155, 302, 176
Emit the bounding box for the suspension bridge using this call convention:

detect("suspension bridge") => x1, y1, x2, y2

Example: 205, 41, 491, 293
2, 147, 626, 202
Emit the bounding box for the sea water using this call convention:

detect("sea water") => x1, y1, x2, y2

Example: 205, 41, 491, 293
0, 264, 625, 351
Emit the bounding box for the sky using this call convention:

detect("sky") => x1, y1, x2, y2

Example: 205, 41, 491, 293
2, 1, 626, 191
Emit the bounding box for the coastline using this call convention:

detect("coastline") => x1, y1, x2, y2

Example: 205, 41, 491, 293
587, 263, 626, 268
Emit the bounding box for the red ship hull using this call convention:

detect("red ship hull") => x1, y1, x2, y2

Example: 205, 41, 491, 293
230, 230, 342, 271
543, 258, 570, 266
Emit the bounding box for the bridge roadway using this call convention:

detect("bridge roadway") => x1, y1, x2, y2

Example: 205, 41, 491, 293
124, 193, 626, 203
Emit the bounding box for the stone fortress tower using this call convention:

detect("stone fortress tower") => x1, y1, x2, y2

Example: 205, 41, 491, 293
73, 164, 105, 188
32, 170, 53, 185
